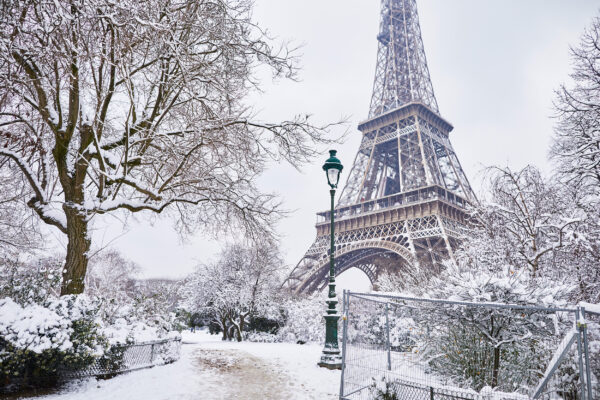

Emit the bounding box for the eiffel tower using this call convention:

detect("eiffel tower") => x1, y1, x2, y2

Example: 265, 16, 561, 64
284, 0, 476, 294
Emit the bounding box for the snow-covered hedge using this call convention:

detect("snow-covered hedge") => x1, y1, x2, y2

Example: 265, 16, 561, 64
0, 290, 181, 391
0, 295, 107, 389
0, 298, 72, 353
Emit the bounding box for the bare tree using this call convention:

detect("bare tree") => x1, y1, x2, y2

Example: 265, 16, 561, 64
551, 16, 600, 199
0, 0, 336, 294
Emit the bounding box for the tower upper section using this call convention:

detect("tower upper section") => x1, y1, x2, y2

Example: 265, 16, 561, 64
369, 0, 439, 117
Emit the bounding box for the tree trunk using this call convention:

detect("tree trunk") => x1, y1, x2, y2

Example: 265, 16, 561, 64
491, 346, 500, 388
60, 208, 91, 295
220, 316, 229, 340
236, 316, 245, 342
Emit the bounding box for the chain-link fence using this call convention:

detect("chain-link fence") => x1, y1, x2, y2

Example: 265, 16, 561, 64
60, 337, 182, 379
339, 291, 598, 400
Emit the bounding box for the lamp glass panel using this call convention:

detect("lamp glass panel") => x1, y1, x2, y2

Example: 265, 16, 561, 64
328, 168, 340, 186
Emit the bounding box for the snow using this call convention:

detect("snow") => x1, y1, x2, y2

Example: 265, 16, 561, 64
80, 101, 94, 125
101, 318, 167, 345
27, 330, 340, 400
580, 301, 600, 315
0, 297, 73, 353
38, 204, 67, 230
47, 106, 59, 125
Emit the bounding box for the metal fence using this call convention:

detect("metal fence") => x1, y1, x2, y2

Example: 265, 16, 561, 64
339, 291, 598, 400
60, 337, 182, 379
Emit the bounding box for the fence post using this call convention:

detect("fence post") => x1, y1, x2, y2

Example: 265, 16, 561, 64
385, 302, 391, 371
429, 386, 434, 400
575, 307, 587, 400
150, 343, 155, 364
580, 307, 593, 400
339, 290, 350, 400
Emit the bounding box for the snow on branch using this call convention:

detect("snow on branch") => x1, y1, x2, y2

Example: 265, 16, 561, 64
0, 149, 67, 233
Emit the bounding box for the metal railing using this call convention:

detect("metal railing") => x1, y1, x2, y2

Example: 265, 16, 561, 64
339, 291, 598, 400
60, 337, 182, 379
316, 186, 468, 224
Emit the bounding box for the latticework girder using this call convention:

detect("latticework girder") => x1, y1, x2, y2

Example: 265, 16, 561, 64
369, 0, 438, 117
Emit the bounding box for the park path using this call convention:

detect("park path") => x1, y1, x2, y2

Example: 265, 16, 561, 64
23, 331, 339, 400
191, 347, 296, 399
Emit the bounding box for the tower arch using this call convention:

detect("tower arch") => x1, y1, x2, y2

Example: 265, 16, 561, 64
292, 240, 416, 295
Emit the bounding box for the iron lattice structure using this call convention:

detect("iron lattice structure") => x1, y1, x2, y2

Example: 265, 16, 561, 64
284, 0, 476, 294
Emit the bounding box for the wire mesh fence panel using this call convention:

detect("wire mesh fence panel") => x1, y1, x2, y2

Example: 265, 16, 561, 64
60, 337, 182, 379
582, 309, 600, 400
340, 292, 595, 400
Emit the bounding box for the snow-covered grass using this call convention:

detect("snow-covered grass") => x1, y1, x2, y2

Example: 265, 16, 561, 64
21, 330, 340, 400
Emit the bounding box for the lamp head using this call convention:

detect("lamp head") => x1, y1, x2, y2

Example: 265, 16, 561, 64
322, 150, 343, 188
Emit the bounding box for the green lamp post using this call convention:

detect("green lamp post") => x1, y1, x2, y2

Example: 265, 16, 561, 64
318, 149, 343, 370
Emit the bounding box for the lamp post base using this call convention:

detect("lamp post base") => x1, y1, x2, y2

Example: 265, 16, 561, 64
318, 311, 342, 370
318, 348, 342, 370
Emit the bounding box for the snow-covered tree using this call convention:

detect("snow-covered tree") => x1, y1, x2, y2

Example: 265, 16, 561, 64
551, 16, 600, 201
551, 185, 600, 303
420, 254, 574, 392
181, 242, 283, 341
550, 14, 600, 304
0, 0, 336, 295
481, 166, 578, 278
85, 250, 138, 310
84, 251, 181, 338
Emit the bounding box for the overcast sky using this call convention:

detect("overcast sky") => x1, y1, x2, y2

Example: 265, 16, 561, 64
79, 0, 599, 287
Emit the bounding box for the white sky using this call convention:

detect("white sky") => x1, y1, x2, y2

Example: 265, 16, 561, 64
78, 0, 599, 286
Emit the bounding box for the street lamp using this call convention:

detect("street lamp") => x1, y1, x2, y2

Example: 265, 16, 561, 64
318, 149, 343, 370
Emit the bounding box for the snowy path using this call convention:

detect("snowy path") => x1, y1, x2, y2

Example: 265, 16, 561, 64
22, 331, 340, 400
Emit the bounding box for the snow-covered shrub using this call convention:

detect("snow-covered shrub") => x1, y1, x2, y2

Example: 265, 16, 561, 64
245, 331, 279, 343
83, 251, 181, 345
277, 294, 325, 344
0, 257, 61, 306
242, 303, 285, 342
0, 295, 108, 389
246, 315, 283, 335
369, 377, 401, 400
85, 251, 181, 340
154, 331, 183, 365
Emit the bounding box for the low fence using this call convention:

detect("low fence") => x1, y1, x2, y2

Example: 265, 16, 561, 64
60, 337, 182, 379
339, 291, 598, 400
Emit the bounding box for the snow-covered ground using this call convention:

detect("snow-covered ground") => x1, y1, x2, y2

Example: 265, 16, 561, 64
21, 330, 340, 400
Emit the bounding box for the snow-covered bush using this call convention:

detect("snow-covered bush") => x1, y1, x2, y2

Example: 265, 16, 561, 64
0, 295, 108, 389
277, 294, 325, 344
0, 257, 61, 306
245, 331, 279, 343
